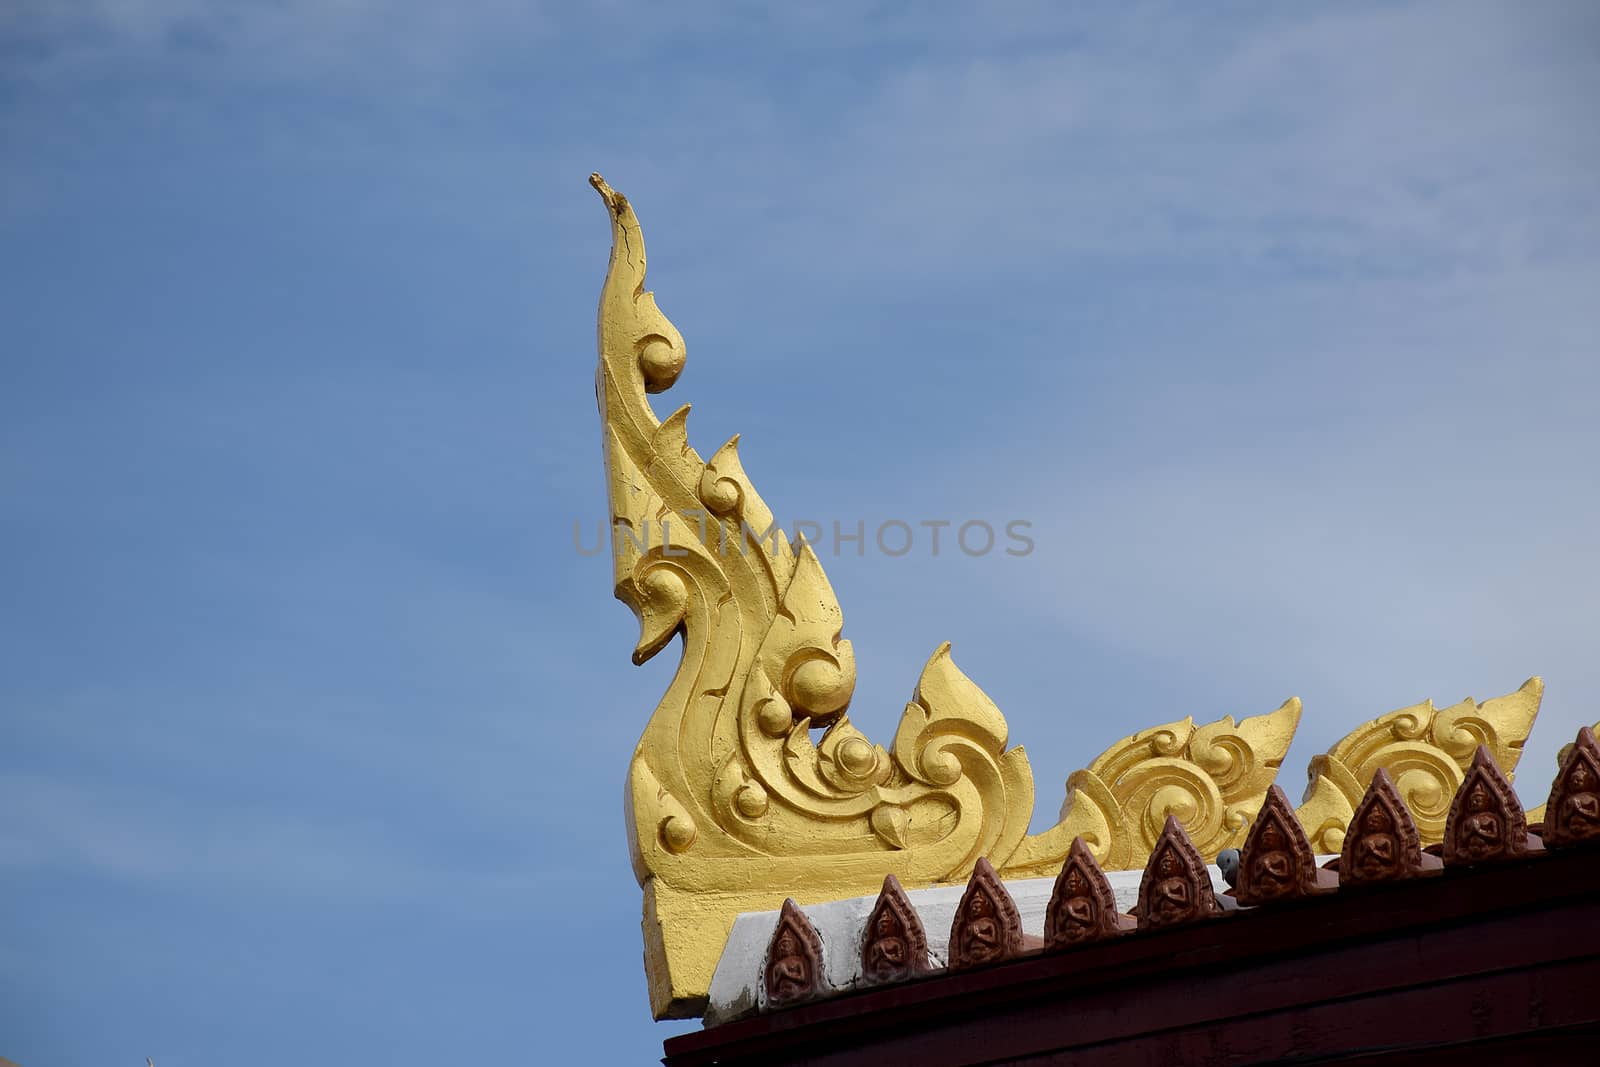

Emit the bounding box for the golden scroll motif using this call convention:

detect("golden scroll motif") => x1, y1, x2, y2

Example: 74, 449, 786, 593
1001, 700, 1300, 877
1295, 678, 1543, 853
588, 176, 1541, 1018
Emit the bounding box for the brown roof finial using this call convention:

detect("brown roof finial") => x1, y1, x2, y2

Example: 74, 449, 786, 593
1137, 815, 1223, 930
1340, 767, 1440, 885
1045, 836, 1134, 949
763, 899, 827, 1009
861, 874, 931, 984
1237, 784, 1331, 905
1443, 746, 1532, 866
1542, 726, 1600, 848
948, 857, 1023, 970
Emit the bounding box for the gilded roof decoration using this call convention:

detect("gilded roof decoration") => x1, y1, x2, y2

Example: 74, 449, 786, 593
713, 740, 1598, 1025
586, 176, 1548, 1017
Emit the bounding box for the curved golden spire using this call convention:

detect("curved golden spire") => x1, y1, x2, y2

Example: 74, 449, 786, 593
593, 175, 1035, 1015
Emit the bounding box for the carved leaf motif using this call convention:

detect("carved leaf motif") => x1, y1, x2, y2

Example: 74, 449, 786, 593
891, 642, 1009, 781
1136, 816, 1222, 930
869, 804, 910, 850
1235, 785, 1319, 905
1443, 746, 1530, 866
1045, 837, 1129, 949
1191, 701, 1300, 801
948, 857, 1023, 970
759, 541, 856, 727
1429, 679, 1543, 778
861, 874, 931, 984
763, 899, 826, 1009
1527, 717, 1600, 826
1542, 726, 1600, 848
1340, 767, 1429, 885
882, 645, 1034, 877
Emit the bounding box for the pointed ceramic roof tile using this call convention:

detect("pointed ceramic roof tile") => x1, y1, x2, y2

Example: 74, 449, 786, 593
948, 857, 1024, 970
1045, 836, 1134, 949
1236, 785, 1329, 905
860, 874, 931, 985
762, 899, 827, 1009
1137, 816, 1223, 930
1340, 767, 1440, 885
1542, 726, 1600, 849
1443, 746, 1532, 866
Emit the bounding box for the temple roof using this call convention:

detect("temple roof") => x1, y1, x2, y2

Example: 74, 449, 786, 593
704, 852, 1242, 1025
667, 734, 1600, 1065
667, 846, 1600, 1066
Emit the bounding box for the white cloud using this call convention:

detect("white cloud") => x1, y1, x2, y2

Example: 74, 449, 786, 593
797, 2, 1597, 275
2, 0, 552, 84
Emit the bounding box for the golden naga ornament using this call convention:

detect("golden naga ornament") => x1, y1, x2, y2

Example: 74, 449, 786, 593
586, 175, 1543, 1018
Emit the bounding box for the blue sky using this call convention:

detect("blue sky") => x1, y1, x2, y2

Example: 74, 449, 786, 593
3, 2, 1598, 1063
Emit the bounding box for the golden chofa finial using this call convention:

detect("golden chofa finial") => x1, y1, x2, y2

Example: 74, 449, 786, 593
585, 177, 1543, 1018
